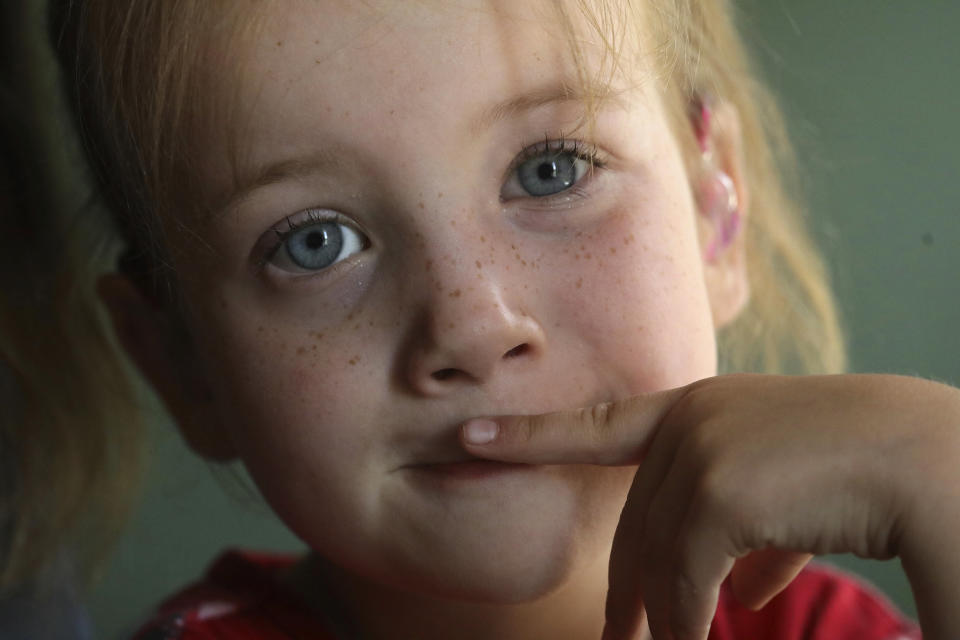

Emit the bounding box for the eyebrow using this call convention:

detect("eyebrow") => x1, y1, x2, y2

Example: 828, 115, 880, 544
216, 147, 345, 213
470, 81, 617, 134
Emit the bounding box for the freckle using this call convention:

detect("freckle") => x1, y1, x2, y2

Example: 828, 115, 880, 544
354, 323, 361, 330
297, 346, 306, 355
610, 247, 617, 254
521, 260, 527, 266
448, 322, 456, 329
311, 345, 318, 352
390, 109, 396, 116
480, 235, 486, 243
343, 110, 350, 117
576, 231, 583, 237
574, 254, 580, 260
475, 260, 482, 269
437, 191, 444, 199
418, 201, 425, 209
449, 289, 461, 298
276, 40, 283, 46
576, 277, 583, 289
450, 220, 456, 227
585, 253, 592, 260
349, 358, 357, 366
368, 320, 374, 327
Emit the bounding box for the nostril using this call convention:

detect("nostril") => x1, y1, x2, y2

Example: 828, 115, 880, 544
503, 343, 529, 359
431, 368, 459, 381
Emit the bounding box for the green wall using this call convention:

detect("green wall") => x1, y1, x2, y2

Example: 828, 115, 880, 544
88, 3, 960, 637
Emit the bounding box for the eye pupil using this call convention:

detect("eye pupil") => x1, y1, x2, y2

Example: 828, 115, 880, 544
305, 229, 327, 249
537, 161, 558, 180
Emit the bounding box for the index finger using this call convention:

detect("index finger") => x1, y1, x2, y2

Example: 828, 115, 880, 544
459, 386, 688, 465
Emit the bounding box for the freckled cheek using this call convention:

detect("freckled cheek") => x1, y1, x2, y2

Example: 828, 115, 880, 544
192, 309, 382, 433
542, 209, 715, 387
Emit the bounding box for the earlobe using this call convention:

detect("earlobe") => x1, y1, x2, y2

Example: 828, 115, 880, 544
691, 99, 751, 328
97, 273, 237, 461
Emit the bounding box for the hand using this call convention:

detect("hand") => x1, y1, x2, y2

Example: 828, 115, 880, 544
460, 374, 960, 640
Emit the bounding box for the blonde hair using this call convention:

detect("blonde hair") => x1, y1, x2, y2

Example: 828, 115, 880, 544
1, 0, 140, 592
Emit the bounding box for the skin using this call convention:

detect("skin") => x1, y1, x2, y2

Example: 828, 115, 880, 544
98, 1, 960, 639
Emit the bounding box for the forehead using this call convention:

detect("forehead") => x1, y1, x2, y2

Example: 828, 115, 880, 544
194, 0, 653, 210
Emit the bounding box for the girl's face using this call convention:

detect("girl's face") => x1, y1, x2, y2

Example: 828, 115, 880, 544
166, 0, 730, 602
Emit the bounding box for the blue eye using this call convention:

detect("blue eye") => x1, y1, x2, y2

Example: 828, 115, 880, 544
501, 139, 598, 200
268, 216, 366, 273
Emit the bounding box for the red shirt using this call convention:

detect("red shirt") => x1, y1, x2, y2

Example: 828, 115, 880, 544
132, 550, 921, 639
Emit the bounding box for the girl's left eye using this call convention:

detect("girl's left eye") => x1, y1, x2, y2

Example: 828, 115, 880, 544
501, 140, 600, 200
266, 214, 367, 274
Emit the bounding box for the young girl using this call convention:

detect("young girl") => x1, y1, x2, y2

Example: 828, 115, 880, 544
47, 1, 960, 639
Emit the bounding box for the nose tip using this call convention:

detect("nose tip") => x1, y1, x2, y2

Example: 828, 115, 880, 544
405, 292, 545, 396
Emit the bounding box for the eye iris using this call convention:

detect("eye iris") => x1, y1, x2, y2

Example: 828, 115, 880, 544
519, 153, 577, 197
286, 222, 343, 269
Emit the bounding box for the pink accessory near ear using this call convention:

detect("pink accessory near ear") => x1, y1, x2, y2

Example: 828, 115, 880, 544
700, 170, 741, 261
694, 100, 712, 154
692, 97, 741, 260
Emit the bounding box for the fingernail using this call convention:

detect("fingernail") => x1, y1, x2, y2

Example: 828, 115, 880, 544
462, 419, 498, 445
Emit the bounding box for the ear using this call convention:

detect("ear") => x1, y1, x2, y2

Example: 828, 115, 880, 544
97, 273, 237, 461
694, 100, 751, 328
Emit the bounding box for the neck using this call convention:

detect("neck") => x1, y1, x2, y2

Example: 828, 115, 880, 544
285, 550, 634, 640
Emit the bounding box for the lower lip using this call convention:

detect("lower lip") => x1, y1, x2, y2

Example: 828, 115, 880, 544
407, 460, 536, 481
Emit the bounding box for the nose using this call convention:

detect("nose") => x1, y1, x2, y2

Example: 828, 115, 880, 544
402, 276, 546, 396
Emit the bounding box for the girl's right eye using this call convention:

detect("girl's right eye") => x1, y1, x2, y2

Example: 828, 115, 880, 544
266, 213, 368, 274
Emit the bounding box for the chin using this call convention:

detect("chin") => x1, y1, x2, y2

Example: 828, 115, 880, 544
375, 479, 621, 604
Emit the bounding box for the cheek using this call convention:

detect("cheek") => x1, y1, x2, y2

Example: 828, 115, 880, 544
543, 196, 717, 393
184, 293, 386, 462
